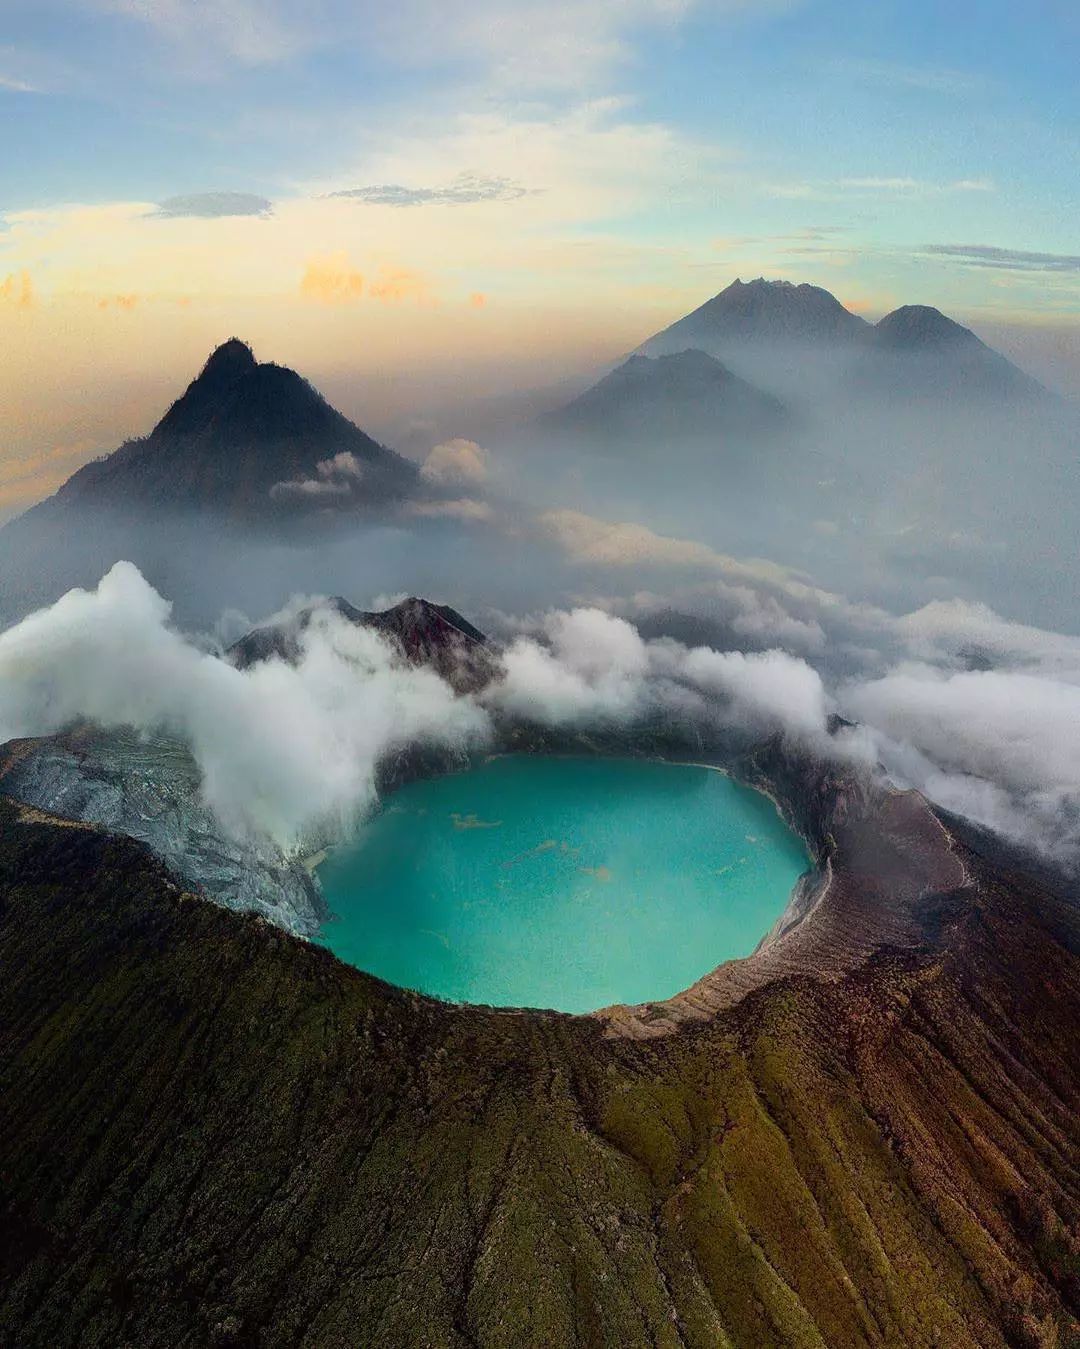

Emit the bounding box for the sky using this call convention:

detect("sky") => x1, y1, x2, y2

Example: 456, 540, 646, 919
2, 0, 1079, 513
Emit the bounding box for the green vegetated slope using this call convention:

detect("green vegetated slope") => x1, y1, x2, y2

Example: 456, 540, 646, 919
0, 798, 1078, 1348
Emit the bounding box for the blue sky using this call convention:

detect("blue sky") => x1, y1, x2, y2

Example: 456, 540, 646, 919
4, 0, 1077, 240
1, 0, 1078, 510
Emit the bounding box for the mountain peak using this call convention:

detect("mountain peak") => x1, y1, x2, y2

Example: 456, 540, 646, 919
47, 340, 416, 520
200, 338, 257, 381
861, 305, 1045, 400
544, 345, 785, 443
642, 277, 866, 355
872, 305, 977, 350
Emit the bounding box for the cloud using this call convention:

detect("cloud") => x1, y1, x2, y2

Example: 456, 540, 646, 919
368, 267, 431, 304
830, 58, 986, 96
151, 192, 273, 219
299, 252, 365, 303
541, 509, 727, 570
407, 497, 494, 522
844, 665, 1080, 865
330, 174, 530, 207
921, 244, 1080, 274
420, 438, 491, 486
837, 177, 993, 193
0, 270, 34, 310
768, 177, 994, 200
99, 0, 301, 67
298, 254, 431, 307
96, 293, 140, 310
540, 511, 835, 652
488, 605, 845, 750
0, 562, 490, 847
0, 73, 37, 93
271, 451, 364, 500
92, 0, 798, 89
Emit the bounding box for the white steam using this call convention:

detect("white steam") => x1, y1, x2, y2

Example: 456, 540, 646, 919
0, 563, 488, 848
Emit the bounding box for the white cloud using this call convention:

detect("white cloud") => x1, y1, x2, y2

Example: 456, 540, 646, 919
420, 438, 491, 486
488, 604, 844, 754
86, 0, 797, 87
407, 497, 494, 522
271, 451, 364, 500
0, 562, 489, 847
844, 664, 1080, 864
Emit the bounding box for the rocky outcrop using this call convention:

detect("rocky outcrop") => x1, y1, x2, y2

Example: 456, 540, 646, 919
0, 728, 325, 935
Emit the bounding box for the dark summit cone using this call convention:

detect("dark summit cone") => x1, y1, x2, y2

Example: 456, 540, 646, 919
34, 339, 417, 521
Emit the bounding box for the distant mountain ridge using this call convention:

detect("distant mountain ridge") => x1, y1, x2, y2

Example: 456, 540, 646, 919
38, 339, 416, 522
639, 278, 1046, 402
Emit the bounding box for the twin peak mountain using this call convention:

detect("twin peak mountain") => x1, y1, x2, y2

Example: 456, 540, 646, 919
32, 278, 1045, 524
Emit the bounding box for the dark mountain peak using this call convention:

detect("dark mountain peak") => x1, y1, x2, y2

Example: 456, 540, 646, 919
872, 305, 977, 350
860, 305, 1046, 400
45, 340, 416, 521
201, 337, 257, 380
543, 346, 785, 445
154, 344, 327, 442
709, 276, 867, 334
642, 277, 867, 356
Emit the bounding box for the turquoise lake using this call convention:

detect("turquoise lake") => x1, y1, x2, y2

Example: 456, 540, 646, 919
316, 755, 809, 1013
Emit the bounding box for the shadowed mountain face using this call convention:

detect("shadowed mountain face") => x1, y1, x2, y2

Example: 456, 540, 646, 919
0, 342, 433, 626
543, 348, 787, 447
44, 339, 416, 521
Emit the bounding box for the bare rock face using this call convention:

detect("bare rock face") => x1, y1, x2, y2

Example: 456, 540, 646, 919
0, 729, 326, 936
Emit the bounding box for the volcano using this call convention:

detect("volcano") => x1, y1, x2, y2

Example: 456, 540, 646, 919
641, 277, 869, 357
38, 338, 416, 521
543, 348, 787, 447
857, 304, 1048, 401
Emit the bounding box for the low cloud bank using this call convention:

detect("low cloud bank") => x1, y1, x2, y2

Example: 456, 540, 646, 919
493, 607, 845, 750
2, 565, 1080, 875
